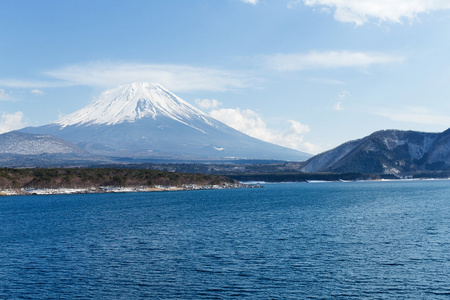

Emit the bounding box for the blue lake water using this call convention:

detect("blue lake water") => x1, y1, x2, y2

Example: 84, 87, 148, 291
1, 180, 449, 299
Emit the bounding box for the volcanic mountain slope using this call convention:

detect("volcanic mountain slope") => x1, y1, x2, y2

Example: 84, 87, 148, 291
301, 129, 450, 175
0, 131, 100, 167
21, 83, 311, 161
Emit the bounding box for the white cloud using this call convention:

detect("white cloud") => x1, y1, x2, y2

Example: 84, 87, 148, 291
377, 106, 450, 126
211, 108, 266, 137
0, 89, 11, 100
209, 108, 321, 153
303, 0, 450, 25
195, 98, 223, 110
0, 62, 251, 92
42, 62, 250, 92
265, 51, 404, 71
334, 101, 343, 111
338, 90, 349, 98
288, 120, 310, 134
30, 89, 45, 95
0, 111, 28, 134
241, 0, 259, 4
288, 0, 302, 9
334, 90, 348, 111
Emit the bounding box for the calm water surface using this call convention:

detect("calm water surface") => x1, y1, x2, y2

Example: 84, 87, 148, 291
0, 180, 449, 299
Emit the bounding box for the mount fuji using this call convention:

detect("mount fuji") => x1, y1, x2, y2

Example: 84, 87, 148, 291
20, 83, 311, 162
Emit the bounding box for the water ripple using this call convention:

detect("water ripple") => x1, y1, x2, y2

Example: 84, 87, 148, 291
0, 181, 449, 298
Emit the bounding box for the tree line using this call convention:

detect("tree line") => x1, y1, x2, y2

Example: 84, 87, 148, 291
0, 168, 236, 189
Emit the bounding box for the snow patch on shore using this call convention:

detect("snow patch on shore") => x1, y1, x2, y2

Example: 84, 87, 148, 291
0, 182, 252, 196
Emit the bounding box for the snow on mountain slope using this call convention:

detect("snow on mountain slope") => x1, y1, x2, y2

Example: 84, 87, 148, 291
21, 83, 312, 161
300, 139, 361, 173
301, 129, 448, 174
0, 132, 88, 155
56, 83, 215, 131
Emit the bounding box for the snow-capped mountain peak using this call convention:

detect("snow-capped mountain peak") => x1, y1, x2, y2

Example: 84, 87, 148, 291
20, 82, 312, 161
55, 82, 214, 127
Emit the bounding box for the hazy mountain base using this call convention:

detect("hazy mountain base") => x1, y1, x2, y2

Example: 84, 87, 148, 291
227, 172, 450, 182
0, 154, 292, 168
85, 162, 450, 182
0, 153, 113, 168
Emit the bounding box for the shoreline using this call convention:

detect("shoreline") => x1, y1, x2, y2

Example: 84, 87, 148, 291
239, 177, 450, 185
0, 182, 260, 196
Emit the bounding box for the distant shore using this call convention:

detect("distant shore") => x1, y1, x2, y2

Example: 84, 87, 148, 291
0, 182, 261, 196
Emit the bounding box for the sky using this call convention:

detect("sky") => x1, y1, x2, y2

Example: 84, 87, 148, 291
1, 0, 450, 154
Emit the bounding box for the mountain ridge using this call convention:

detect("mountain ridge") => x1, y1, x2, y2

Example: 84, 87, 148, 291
301, 129, 450, 175
0, 131, 89, 156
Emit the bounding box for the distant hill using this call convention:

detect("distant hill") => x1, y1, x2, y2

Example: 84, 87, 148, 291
0, 131, 88, 156
0, 131, 107, 167
301, 129, 450, 175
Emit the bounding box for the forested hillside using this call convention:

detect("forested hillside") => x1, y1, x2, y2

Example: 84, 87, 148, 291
0, 168, 237, 190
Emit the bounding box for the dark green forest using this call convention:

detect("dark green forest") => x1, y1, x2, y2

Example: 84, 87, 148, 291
0, 168, 237, 190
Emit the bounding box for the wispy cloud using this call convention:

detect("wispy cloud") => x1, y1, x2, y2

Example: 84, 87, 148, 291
43, 62, 251, 92
195, 98, 223, 110
334, 101, 343, 111
30, 89, 45, 95
241, 0, 259, 4
0, 79, 64, 88
303, 0, 450, 25
265, 51, 404, 71
0, 62, 252, 92
209, 107, 321, 153
338, 90, 349, 98
0, 111, 28, 134
334, 90, 348, 111
377, 106, 450, 126
0, 89, 11, 101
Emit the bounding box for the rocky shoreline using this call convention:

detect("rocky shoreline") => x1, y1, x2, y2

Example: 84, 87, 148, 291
0, 182, 262, 196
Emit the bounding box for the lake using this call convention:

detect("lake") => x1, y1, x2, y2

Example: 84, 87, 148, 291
1, 180, 449, 299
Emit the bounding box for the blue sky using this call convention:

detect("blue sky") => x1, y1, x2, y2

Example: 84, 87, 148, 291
1, 0, 450, 154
